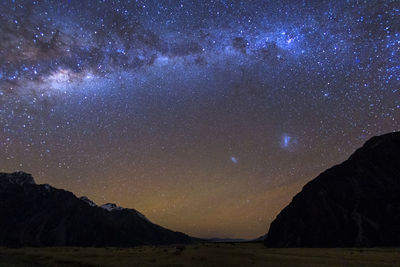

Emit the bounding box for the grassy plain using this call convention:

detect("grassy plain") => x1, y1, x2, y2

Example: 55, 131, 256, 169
0, 243, 400, 267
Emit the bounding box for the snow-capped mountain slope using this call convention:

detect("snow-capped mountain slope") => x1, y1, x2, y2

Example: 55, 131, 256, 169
80, 196, 97, 207
100, 203, 124, 211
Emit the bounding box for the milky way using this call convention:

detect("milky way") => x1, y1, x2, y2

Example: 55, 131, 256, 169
1, 0, 399, 238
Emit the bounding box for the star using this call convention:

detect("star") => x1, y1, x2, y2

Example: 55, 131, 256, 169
231, 156, 239, 164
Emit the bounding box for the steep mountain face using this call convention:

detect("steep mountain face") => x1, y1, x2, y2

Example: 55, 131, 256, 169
0, 172, 191, 247
265, 132, 400, 247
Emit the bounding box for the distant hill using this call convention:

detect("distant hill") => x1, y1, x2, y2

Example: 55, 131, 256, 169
252, 234, 267, 242
265, 132, 400, 247
206, 238, 249, 243
0, 172, 191, 247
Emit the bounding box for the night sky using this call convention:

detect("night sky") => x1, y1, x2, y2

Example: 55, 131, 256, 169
0, 0, 399, 239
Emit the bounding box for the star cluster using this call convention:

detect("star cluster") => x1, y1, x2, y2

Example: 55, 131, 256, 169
0, 0, 399, 238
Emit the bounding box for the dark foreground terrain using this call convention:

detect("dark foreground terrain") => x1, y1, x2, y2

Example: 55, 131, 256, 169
0, 243, 400, 267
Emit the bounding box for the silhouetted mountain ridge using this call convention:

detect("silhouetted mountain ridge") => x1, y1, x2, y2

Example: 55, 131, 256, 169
265, 132, 400, 247
0, 172, 191, 247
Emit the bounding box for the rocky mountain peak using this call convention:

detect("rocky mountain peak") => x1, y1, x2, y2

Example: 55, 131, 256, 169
0, 171, 36, 186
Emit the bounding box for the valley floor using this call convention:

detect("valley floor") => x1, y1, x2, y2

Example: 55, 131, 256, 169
0, 243, 400, 267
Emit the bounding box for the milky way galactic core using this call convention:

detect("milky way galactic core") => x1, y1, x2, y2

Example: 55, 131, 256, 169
0, 0, 399, 238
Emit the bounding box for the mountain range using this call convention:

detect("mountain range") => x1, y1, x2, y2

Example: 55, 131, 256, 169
0, 172, 191, 247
